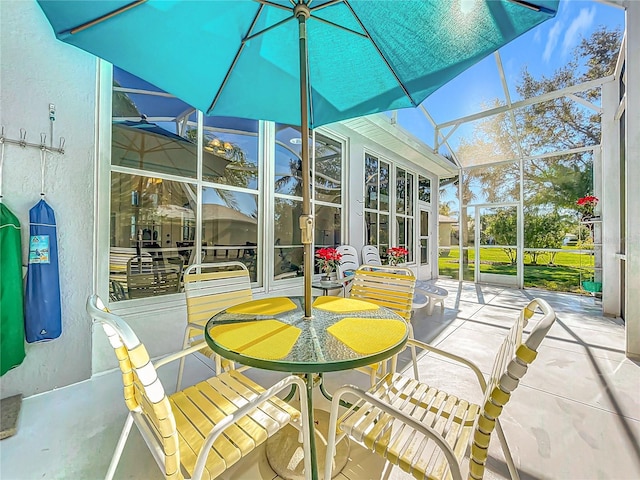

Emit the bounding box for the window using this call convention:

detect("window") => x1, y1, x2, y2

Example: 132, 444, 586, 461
274, 125, 344, 280
418, 175, 431, 203
364, 154, 390, 261
396, 167, 415, 263
109, 68, 261, 301
108, 67, 345, 299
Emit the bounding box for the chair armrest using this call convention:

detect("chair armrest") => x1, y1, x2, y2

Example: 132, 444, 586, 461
329, 384, 463, 480
153, 342, 209, 369
406, 338, 487, 392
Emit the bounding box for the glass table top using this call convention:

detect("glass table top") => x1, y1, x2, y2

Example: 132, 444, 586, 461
205, 296, 408, 373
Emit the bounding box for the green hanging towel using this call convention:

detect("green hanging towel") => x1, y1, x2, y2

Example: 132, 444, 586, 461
1, 203, 26, 375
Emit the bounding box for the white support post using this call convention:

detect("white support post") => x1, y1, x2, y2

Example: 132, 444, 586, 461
600, 81, 621, 317
625, 2, 640, 359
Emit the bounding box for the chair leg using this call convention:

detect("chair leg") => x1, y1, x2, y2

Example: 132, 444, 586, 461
105, 413, 134, 480
495, 419, 521, 480
176, 328, 191, 391
407, 323, 419, 380
426, 298, 435, 315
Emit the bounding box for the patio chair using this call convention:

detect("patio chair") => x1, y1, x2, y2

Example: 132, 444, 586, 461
348, 265, 418, 384
361, 245, 382, 266
87, 294, 311, 480
324, 298, 557, 480
177, 262, 252, 390
336, 245, 359, 294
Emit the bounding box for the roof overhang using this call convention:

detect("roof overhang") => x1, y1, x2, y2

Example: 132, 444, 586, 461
337, 114, 458, 177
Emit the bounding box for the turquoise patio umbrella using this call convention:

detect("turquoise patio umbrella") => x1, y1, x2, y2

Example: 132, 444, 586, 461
37, 0, 558, 317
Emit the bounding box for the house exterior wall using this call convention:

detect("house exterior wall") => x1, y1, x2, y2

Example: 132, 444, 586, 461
0, 0, 96, 396
1, 2, 442, 395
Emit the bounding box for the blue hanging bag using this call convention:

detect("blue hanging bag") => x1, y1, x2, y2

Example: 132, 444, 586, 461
24, 198, 61, 342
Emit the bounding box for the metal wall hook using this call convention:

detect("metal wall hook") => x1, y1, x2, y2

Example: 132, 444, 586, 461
19, 128, 27, 146
57, 137, 66, 154
0, 125, 5, 139
40, 133, 47, 149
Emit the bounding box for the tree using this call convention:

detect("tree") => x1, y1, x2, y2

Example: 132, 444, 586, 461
524, 210, 566, 265
457, 27, 621, 212
484, 209, 517, 264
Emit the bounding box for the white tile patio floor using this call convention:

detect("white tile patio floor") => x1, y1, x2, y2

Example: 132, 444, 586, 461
1, 280, 639, 480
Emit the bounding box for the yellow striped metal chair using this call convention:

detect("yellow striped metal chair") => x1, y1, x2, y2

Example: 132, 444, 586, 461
176, 262, 253, 390
88, 295, 311, 480
348, 264, 417, 384
324, 298, 556, 480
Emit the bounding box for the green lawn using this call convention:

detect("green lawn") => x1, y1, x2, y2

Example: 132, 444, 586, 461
438, 247, 595, 293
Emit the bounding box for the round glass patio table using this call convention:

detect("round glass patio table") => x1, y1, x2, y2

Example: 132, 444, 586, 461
204, 295, 408, 480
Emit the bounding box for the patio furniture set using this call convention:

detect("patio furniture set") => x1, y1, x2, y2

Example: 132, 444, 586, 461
87, 261, 557, 480
317, 244, 449, 314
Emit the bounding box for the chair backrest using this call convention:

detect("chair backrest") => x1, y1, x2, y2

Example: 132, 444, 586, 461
469, 298, 557, 480
361, 245, 382, 266
86, 295, 181, 478
127, 256, 182, 299
183, 262, 253, 326
336, 245, 359, 280
349, 265, 416, 321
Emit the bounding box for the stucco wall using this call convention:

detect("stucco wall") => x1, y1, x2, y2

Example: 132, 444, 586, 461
0, 1, 96, 396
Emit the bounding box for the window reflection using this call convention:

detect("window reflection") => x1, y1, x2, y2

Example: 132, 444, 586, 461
202, 117, 259, 187
419, 175, 431, 203
364, 154, 391, 260
315, 205, 341, 247
275, 124, 304, 197
314, 133, 342, 204
274, 198, 303, 279
109, 173, 196, 300
112, 116, 198, 179
202, 187, 259, 281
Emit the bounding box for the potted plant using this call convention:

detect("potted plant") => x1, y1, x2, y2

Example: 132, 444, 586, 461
387, 246, 408, 266
576, 195, 599, 221
315, 247, 342, 284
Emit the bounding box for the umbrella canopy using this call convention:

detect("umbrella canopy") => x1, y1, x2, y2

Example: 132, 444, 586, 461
37, 0, 558, 317
113, 119, 230, 179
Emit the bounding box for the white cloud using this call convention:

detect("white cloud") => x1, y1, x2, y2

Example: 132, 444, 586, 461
533, 29, 541, 43
562, 6, 596, 55
543, 21, 563, 63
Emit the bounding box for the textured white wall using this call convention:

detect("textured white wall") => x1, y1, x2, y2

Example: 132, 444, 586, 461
0, 1, 96, 396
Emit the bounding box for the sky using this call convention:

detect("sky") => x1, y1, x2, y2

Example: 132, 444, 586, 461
395, 0, 625, 150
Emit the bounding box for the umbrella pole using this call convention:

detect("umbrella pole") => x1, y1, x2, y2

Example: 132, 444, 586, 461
296, 3, 313, 320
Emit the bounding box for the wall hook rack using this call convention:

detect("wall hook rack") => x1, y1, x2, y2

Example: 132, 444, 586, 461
0, 126, 66, 154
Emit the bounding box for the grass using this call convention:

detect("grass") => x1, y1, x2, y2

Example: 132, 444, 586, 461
438, 246, 595, 293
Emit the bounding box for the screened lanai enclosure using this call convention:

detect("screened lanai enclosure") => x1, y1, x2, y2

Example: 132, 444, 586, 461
97, 1, 636, 358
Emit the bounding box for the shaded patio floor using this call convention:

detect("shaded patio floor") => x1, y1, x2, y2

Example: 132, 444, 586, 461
1, 280, 638, 480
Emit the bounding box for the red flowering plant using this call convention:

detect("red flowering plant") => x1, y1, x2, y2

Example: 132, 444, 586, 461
387, 246, 409, 266
315, 247, 342, 276
576, 195, 599, 220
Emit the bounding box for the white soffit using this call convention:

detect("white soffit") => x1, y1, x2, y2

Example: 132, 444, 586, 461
339, 114, 458, 177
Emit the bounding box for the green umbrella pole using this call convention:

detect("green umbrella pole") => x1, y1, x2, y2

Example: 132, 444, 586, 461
296, 2, 313, 320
